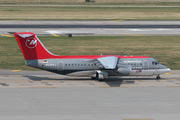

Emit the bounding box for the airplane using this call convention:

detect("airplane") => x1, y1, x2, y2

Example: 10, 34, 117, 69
14, 32, 171, 80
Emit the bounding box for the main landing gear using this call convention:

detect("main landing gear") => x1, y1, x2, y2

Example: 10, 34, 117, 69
91, 77, 97, 80
156, 75, 161, 80
91, 77, 105, 82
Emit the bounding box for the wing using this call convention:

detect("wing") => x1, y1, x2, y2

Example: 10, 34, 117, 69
97, 56, 118, 69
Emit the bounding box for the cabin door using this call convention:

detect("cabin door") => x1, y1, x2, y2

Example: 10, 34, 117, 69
143, 60, 149, 70
57, 61, 64, 71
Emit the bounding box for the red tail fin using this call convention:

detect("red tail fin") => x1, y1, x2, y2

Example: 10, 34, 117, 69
14, 32, 55, 60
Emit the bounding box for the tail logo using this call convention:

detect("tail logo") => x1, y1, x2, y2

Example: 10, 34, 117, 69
25, 37, 37, 49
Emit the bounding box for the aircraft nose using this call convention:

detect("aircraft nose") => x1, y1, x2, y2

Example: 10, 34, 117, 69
162, 65, 171, 73
158, 64, 171, 74
166, 68, 171, 73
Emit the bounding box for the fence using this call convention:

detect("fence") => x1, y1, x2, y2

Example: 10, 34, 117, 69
0, 0, 180, 3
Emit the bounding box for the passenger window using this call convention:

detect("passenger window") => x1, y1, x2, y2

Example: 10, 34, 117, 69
140, 63, 142, 65
128, 63, 130, 65
88, 64, 90, 66
84, 64, 86, 66
69, 64, 70, 66
65, 64, 67, 66
91, 64, 93, 66
134, 63, 136, 66
131, 63, 133, 66
75, 64, 76, 66
81, 64, 83, 66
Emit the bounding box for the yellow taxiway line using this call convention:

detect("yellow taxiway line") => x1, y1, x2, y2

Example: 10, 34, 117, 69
50, 33, 59, 37
0, 34, 13, 37
12, 70, 20, 72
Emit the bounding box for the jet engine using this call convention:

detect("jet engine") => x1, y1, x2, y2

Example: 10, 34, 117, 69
117, 66, 130, 76
91, 70, 108, 80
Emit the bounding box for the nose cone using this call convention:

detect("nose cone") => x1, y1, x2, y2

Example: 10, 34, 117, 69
158, 64, 171, 74
164, 68, 171, 73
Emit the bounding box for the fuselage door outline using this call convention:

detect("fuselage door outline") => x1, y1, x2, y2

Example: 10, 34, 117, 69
143, 60, 149, 70
57, 61, 64, 71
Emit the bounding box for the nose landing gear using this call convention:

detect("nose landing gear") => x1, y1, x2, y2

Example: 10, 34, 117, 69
156, 75, 161, 80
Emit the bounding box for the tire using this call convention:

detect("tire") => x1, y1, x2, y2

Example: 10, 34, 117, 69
91, 77, 97, 80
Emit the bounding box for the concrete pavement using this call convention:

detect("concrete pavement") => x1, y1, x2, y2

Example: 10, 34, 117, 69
0, 20, 180, 36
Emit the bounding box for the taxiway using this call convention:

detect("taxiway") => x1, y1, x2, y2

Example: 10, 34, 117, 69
0, 69, 180, 88
0, 69, 180, 120
0, 20, 180, 36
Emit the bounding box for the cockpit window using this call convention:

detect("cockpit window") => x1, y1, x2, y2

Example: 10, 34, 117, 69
152, 61, 159, 65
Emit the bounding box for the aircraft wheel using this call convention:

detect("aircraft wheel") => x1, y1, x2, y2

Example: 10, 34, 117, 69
91, 77, 97, 80
98, 79, 105, 82
156, 75, 161, 80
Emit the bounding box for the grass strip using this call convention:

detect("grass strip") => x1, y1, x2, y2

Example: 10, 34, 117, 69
0, 6, 180, 20
1, 1, 180, 6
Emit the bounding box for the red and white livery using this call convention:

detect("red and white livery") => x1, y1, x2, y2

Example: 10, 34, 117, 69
14, 32, 171, 80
